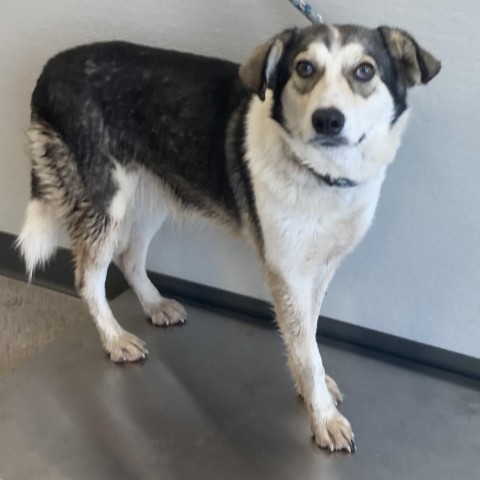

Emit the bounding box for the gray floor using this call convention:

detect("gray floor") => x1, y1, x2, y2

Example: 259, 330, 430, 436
0, 289, 479, 480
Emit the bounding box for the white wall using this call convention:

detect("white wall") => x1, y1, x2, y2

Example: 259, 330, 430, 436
1, 1, 478, 357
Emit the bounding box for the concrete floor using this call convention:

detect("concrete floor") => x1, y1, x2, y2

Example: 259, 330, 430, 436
0, 275, 87, 378
0, 287, 479, 479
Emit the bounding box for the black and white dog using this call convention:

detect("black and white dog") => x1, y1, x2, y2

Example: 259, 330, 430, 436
18, 24, 440, 452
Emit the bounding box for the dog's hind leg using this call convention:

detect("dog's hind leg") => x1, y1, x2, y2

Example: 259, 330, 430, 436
115, 172, 187, 327
73, 222, 149, 363
116, 229, 187, 328
71, 164, 149, 363
22, 122, 147, 362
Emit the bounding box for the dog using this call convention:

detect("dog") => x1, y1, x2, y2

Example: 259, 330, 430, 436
17, 23, 440, 452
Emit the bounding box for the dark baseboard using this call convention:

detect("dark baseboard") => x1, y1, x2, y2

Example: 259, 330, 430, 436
1, 230, 478, 381
147, 271, 480, 381
0, 231, 129, 300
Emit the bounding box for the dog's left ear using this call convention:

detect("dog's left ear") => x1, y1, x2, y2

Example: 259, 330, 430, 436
239, 29, 296, 101
379, 27, 441, 87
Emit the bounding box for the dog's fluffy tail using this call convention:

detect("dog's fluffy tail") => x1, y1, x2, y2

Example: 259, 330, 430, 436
16, 121, 77, 280
16, 198, 60, 281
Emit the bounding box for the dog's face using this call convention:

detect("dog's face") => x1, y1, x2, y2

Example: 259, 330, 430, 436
240, 24, 440, 171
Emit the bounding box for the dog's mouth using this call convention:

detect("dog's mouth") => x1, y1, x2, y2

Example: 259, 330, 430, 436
309, 133, 366, 148
310, 136, 348, 148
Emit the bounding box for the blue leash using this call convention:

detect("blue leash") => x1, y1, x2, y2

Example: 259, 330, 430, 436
289, 0, 324, 24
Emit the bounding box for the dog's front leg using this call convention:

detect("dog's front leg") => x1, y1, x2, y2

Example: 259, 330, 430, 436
265, 267, 355, 453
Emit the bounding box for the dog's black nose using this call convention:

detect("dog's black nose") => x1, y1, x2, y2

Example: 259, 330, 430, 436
312, 108, 345, 136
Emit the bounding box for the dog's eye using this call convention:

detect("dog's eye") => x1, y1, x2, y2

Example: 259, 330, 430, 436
354, 62, 375, 82
296, 61, 315, 78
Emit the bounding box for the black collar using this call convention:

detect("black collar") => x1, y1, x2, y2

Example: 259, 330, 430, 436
314, 172, 358, 188
286, 145, 359, 188
303, 163, 358, 188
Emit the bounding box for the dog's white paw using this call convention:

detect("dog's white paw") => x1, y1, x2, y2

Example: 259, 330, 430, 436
106, 331, 148, 363
149, 298, 187, 327
325, 374, 344, 406
312, 408, 355, 453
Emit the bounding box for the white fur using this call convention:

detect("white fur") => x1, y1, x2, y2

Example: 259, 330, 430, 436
16, 199, 60, 280
114, 168, 168, 312
110, 162, 138, 222
81, 251, 149, 362
245, 66, 409, 448
246, 91, 399, 268
112, 167, 187, 327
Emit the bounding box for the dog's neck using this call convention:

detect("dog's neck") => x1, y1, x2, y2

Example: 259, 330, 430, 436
282, 142, 359, 188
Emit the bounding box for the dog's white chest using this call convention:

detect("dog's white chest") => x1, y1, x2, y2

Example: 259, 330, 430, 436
245, 95, 390, 276
256, 176, 382, 276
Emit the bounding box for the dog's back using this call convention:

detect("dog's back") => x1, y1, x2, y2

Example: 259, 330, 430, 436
18, 42, 258, 284
31, 42, 247, 218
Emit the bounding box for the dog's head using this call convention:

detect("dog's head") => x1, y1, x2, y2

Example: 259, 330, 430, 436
240, 24, 440, 177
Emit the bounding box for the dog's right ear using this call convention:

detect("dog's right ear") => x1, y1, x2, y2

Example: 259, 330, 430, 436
239, 29, 296, 101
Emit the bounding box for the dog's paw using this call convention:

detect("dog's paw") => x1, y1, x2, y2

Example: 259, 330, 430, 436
106, 331, 148, 363
325, 374, 344, 406
312, 409, 355, 453
149, 299, 187, 327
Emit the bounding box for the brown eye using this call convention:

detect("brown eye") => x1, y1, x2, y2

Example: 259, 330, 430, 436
354, 62, 375, 81
296, 60, 315, 78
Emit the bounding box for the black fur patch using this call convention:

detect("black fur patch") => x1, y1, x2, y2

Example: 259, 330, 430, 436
226, 98, 264, 255
30, 170, 41, 198
376, 28, 408, 122
271, 29, 303, 129
31, 42, 253, 221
